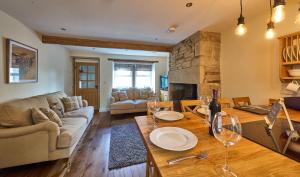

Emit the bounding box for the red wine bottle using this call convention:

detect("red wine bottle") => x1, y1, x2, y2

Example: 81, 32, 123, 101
208, 89, 221, 136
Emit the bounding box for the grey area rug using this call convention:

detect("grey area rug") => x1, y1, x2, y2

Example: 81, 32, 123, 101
108, 119, 147, 170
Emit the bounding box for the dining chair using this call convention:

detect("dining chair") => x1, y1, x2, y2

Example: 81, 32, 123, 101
232, 97, 251, 107
147, 101, 174, 116
180, 100, 202, 113
269, 98, 279, 106
219, 98, 231, 108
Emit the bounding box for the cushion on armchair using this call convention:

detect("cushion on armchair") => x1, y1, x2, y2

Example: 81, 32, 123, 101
112, 92, 120, 102
119, 91, 129, 101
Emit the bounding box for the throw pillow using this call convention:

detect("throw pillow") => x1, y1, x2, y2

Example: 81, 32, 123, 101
61, 96, 80, 112
39, 108, 63, 127
46, 96, 65, 113
32, 108, 49, 124
127, 88, 135, 100
82, 100, 88, 107
133, 88, 141, 99
49, 103, 64, 118
77, 96, 83, 107
140, 89, 149, 99
118, 91, 129, 101
112, 92, 120, 102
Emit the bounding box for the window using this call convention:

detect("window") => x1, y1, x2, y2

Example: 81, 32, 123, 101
113, 63, 155, 89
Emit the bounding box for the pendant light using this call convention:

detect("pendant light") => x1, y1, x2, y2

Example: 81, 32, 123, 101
273, 0, 286, 23
295, 2, 300, 24
266, 0, 276, 39
235, 0, 247, 36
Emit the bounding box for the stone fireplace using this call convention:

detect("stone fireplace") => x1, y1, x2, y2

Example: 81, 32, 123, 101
169, 83, 198, 111
168, 31, 221, 101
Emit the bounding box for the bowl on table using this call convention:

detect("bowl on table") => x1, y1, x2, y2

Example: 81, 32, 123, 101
288, 69, 300, 77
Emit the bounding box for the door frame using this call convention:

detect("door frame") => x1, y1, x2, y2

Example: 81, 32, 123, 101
72, 56, 100, 110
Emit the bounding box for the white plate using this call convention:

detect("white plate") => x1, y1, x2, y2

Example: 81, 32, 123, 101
283, 47, 287, 62
150, 127, 198, 151
197, 108, 227, 116
154, 111, 184, 121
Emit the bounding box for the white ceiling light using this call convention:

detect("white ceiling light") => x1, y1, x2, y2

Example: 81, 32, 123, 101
266, 0, 276, 40
168, 25, 177, 33
235, 0, 247, 36
273, 0, 286, 23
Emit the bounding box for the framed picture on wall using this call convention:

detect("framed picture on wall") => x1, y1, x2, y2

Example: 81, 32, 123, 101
6, 39, 38, 83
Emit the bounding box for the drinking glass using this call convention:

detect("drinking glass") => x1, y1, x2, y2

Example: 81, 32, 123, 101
199, 95, 211, 125
148, 95, 160, 129
212, 113, 242, 177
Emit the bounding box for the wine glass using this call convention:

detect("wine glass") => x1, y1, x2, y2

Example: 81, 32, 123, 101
199, 95, 211, 125
212, 113, 242, 177
148, 95, 160, 129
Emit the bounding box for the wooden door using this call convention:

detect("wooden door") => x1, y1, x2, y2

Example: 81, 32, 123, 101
74, 62, 99, 109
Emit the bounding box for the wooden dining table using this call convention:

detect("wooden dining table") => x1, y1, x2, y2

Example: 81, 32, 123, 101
135, 108, 300, 177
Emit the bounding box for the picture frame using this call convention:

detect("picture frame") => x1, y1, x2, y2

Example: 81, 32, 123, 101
6, 39, 38, 84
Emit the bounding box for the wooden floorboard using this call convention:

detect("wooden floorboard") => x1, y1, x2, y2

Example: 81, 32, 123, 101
0, 112, 147, 177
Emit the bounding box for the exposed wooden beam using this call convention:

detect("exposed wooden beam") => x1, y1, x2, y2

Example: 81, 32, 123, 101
42, 35, 172, 52
108, 58, 159, 63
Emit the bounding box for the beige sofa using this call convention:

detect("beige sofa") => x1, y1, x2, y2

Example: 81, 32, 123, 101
110, 88, 154, 115
0, 91, 94, 169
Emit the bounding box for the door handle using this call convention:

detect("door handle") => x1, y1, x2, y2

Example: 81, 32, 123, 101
95, 85, 98, 89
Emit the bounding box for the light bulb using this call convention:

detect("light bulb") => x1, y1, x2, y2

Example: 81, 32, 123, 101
273, 5, 285, 23
235, 24, 247, 36
266, 28, 275, 39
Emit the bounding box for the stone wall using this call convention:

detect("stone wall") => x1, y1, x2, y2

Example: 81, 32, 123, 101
169, 31, 221, 97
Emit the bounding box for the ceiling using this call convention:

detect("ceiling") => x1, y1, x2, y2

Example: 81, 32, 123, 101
0, 0, 268, 45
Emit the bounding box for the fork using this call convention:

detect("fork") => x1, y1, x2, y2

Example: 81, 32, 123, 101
167, 151, 208, 165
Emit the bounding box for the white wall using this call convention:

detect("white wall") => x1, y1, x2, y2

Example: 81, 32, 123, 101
0, 10, 71, 103
221, 0, 300, 105
69, 50, 169, 111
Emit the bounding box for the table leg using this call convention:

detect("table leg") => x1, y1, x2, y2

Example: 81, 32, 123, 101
146, 153, 150, 177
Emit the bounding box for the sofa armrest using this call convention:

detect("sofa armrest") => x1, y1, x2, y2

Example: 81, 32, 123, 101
82, 100, 88, 107
0, 121, 60, 151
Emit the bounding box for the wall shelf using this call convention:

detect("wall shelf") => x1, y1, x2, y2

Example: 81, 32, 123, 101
279, 31, 300, 81
282, 61, 300, 66
281, 77, 300, 80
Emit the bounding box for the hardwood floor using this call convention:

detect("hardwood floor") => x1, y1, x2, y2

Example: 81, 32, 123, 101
0, 112, 147, 177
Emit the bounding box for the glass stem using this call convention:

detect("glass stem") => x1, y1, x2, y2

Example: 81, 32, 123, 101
152, 114, 156, 128
224, 145, 229, 171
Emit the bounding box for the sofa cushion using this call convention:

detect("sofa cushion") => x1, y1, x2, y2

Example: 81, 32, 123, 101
62, 97, 80, 112
40, 108, 63, 127
0, 96, 49, 127
140, 88, 153, 99
112, 92, 120, 102
57, 118, 87, 148
45, 91, 67, 113
77, 96, 83, 108
110, 100, 136, 110
118, 91, 129, 101
127, 88, 135, 100
134, 100, 148, 109
63, 106, 94, 122
32, 108, 49, 124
